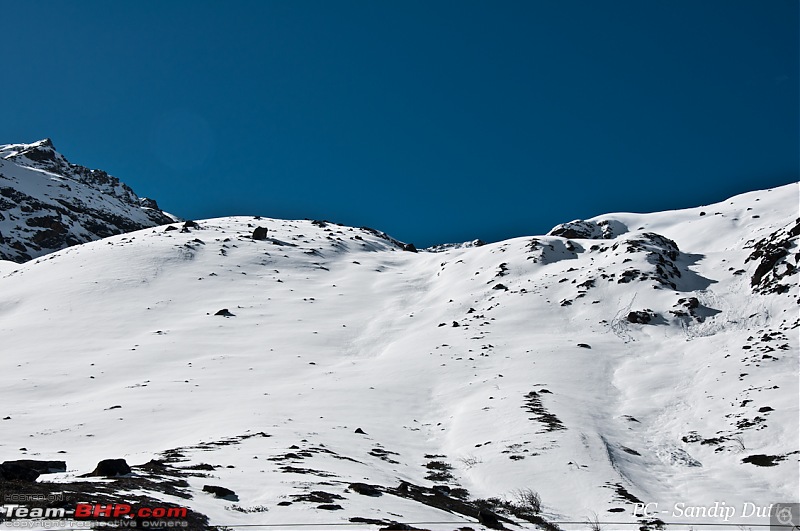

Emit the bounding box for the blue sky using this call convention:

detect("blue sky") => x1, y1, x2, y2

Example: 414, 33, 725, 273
1, 1, 797, 247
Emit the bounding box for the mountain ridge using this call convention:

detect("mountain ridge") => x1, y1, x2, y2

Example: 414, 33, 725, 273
0, 139, 175, 262
0, 182, 796, 529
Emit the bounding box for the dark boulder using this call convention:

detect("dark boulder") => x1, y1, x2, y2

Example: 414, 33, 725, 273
203, 485, 238, 499
349, 483, 382, 497
215, 309, 235, 317
741, 454, 783, 467
252, 226, 269, 240
88, 458, 131, 477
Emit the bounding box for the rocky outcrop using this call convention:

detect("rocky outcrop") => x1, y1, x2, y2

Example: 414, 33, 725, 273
548, 218, 628, 239
744, 219, 799, 296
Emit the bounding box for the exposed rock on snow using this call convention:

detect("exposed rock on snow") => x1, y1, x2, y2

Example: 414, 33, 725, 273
547, 218, 628, 239
252, 226, 268, 240
203, 485, 238, 500
745, 219, 799, 295
87, 458, 132, 477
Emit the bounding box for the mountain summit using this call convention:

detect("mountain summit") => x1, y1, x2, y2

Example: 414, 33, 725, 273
0, 139, 174, 262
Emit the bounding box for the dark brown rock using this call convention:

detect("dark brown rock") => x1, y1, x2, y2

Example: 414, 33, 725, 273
252, 226, 268, 240
203, 485, 238, 499
88, 458, 131, 477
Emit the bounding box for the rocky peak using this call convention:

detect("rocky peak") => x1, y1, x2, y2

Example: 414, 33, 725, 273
0, 138, 175, 263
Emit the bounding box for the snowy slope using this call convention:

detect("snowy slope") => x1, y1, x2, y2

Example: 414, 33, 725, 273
0, 139, 174, 263
0, 184, 797, 530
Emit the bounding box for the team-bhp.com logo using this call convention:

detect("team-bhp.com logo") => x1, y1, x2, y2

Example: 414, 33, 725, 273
1, 503, 189, 527
74, 503, 187, 519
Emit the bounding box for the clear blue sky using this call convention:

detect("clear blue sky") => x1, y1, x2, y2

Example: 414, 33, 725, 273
1, 1, 797, 247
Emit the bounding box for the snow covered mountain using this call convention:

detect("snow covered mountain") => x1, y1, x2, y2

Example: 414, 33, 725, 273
0, 139, 174, 263
0, 183, 797, 530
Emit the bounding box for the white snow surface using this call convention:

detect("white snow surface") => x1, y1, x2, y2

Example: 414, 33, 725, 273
0, 183, 797, 530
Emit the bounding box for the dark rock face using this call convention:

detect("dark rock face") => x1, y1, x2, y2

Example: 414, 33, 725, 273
89, 458, 131, 477
0, 462, 41, 481
3, 460, 66, 474
627, 310, 657, 324
745, 220, 799, 295
139, 197, 160, 210
252, 226, 269, 240
0, 139, 174, 263
349, 483, 382, 496
215, 308, 235, 317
